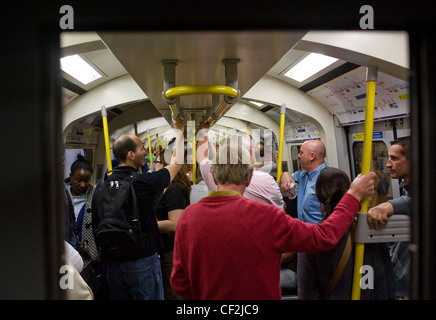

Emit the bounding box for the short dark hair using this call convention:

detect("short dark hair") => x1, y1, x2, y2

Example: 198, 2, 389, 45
113, 135, 137, 164
390, 136, 410, 159
70, 154, 93, 174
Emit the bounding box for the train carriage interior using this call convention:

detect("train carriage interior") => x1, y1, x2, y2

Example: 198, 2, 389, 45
2, 2, 436, 301
62, 30, 409, 197
60, 30, 411, 299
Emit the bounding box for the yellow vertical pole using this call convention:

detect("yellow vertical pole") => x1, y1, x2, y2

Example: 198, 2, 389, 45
101, 106, 113, 174
276, 103, 286, 182
246, 122, 250, 136
156, 135, 160, 153
147, 129, 153, 167
134, 123, 142, 172
134, 122, 138, 136
351, 67, 377, 300
192, 122, 197, 185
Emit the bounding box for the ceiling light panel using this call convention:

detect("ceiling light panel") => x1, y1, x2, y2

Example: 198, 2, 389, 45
60, 54, 102, 85
284, 53, 338, 82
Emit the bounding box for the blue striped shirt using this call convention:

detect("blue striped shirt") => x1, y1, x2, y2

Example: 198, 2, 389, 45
292, 163, 327, 224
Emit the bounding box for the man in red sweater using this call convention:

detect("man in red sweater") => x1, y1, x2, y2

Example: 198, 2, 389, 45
171, 136, 375, 300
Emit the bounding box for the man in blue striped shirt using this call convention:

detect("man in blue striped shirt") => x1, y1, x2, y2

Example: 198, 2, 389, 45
280, 140, 327, 224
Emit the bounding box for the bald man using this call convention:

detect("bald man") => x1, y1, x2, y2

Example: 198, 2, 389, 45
281, 139, 327, 224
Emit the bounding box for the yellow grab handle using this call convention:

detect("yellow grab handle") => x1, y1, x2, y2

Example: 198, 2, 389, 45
351, 67, 377, 300
147, 129, 153, 167
101, 106, 113, 175
276, 104, 286, 182
164, 85, 239, 100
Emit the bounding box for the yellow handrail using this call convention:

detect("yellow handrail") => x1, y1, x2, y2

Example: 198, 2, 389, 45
276, 104, 286, 182
147, 129, 153, 167
351, 67, 377, 300
164, 85, 239, 100
192, 124, 197, 185
134, 123, 141, 172
169, 103, 181, 120
101, 106, 113, 175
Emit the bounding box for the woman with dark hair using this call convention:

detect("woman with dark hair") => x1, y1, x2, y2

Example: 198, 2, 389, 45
64, 154, 100, 264
298, 167, 395, 300
65, 154, 108, 299
65, 154, 94, 246
153, 148, 191, 300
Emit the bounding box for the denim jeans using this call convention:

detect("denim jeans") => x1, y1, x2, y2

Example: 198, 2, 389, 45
106, 253, 164, 300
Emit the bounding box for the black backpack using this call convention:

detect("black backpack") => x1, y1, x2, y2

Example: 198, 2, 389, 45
92, 171, 147, 262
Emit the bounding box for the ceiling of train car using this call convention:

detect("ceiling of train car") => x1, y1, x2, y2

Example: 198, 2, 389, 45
60, 31, 410, 139
97, 31, 306, 124
60, 33, 129, 107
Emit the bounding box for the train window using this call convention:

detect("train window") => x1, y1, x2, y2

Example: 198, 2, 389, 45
290, 145, 301, 173
352, 141, 392, 208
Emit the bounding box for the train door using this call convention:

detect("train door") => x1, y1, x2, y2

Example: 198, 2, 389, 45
347, 118, 410, 209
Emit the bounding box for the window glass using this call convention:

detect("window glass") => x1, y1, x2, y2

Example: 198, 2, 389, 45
353, 141, 392, 209
291, 145, 301, 173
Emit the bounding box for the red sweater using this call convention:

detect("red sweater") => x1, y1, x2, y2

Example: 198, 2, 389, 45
170, 191, 360, 300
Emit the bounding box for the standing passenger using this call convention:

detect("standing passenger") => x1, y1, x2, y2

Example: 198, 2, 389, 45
170, 136, 376, 300
97, 118, 185, 300
197, 118, 284, 209
298, 167, 395, 300
280, 139, 327, 224
367, 136, 411, 299
153, 148, 190, 300
64, 154, 97, 259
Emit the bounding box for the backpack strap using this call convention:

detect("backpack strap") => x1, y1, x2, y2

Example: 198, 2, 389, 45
322, 220, 356, 300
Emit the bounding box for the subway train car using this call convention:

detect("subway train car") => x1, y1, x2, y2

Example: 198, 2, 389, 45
1, 2, 436, 301
61, 30, 410, 298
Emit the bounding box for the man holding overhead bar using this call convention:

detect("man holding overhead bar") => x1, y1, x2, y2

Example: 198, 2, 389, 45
93, 117, 185, 300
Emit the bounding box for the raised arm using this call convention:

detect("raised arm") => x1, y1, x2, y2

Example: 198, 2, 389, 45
196, 117, 212, 164
165, 117, 186, 182
273, 172, 376, 253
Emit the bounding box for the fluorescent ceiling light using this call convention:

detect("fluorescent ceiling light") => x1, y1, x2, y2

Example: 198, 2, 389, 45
284, 53, 338, 82
249, 101, 264, 107
60, 54, 102, 85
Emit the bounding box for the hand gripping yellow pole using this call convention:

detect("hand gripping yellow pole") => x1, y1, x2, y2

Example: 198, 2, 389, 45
101, 106, 113, 174
351, 67, 377, 300
276, 103, 286, 182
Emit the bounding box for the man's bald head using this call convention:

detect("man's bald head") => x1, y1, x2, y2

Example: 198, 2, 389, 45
299, 140, 326, 172
113, 134, 140, 164
305, 140, 326, 159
